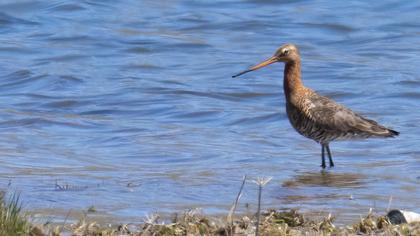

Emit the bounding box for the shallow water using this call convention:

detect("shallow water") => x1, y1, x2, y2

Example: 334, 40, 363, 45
0, 0, 419, 224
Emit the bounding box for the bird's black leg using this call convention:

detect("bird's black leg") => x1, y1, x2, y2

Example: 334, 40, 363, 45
326, 144, 334, 167
321, 145, 326, 169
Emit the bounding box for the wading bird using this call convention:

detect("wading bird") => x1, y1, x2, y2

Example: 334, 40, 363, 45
233, 44, 398, 168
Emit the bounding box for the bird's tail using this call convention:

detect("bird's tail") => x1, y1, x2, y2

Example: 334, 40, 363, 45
387, 128, 399, 137
361, 117, 399, 138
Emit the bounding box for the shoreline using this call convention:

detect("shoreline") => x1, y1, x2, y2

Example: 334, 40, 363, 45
26, 207, 420, 235
1, 192, 419, 235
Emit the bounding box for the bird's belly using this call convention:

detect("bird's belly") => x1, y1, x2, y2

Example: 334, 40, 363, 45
286, 103, 336, 143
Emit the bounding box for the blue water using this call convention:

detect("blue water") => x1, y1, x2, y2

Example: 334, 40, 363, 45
0, 0, 419, 224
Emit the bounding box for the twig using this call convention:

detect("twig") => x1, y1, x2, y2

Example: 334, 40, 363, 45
60, 209, 72, 233
227, 175, 247, 225
255, 184, 262, 236
386, 195, 393, 213
253, 177, 272, 236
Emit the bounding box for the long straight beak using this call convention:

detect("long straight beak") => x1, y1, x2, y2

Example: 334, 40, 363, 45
232, 56, 278, 78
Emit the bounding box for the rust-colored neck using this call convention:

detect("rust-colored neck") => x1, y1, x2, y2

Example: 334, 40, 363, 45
283, 59, 304, 100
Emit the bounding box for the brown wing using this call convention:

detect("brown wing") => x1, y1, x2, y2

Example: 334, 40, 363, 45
306, 92, 398, 138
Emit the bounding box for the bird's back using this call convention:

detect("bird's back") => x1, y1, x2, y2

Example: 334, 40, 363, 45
286, 89, 398, 144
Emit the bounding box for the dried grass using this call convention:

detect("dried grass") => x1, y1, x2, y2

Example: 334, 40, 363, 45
1, 180, 419, 236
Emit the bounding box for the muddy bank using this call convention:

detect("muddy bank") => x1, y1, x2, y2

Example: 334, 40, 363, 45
28, 208, 420, 236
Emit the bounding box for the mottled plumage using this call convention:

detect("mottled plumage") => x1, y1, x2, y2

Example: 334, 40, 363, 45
287, 89, 398, 144
233, 43, 398, 168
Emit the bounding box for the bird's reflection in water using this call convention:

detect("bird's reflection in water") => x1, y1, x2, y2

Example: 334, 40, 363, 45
282, 171, 365, 188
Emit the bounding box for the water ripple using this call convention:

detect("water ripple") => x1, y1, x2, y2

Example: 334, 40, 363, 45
0, 0, 418, 224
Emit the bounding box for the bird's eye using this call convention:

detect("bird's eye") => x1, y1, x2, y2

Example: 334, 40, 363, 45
283, 49, 289, 55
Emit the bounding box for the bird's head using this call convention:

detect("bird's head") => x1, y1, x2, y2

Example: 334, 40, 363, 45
232, 44, 300, 78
